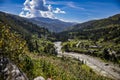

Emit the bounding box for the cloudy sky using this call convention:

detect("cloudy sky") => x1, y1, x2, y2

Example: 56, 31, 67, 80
0, 0, 120, 22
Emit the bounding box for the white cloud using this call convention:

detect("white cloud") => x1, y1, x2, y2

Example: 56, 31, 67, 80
19, 0, 66, 19
53, 8, 66, 14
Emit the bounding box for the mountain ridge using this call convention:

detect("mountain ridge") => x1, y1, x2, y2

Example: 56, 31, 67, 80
0, 11, 51, 37
28, 17, 76, 32
66, 13, 120, 32
57, 13, 120, 42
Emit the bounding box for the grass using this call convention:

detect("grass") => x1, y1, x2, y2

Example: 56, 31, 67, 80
22, 52, 113, 80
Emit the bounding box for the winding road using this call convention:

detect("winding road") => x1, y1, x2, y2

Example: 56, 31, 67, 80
54, 42, 120, 80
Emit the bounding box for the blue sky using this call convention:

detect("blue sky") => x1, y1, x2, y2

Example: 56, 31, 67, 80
0, 0, 120, 23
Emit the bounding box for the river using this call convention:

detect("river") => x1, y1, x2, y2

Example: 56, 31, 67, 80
54, 42, 120, 80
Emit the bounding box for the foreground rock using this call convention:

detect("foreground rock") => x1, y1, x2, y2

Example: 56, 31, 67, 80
0, 57, 28, 80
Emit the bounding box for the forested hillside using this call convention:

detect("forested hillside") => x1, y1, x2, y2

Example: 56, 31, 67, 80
0, 11, 56, 52
60, 14, 120, 64
0, 12, 57, 79
0, 12, 49, 37
58, 14, 120, 42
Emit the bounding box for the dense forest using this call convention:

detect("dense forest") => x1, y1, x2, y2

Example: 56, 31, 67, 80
0, 11, 112, 80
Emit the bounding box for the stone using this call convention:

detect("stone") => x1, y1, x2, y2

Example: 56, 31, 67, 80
34, 76, 45, 80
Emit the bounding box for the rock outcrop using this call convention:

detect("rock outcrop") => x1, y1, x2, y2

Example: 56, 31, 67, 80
0, 57, 28, 80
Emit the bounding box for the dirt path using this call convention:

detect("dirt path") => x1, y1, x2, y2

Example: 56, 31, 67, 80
54, 42, 120, 80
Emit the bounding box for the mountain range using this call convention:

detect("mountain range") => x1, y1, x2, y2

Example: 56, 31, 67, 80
0, 11, 76, 33
28, 17, 76, 32
0, 11, 120, 43
57, 14, 120, 42
0, 11, 51, 38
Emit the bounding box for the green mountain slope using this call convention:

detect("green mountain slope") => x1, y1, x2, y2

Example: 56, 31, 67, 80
0, 11, 56, 52
0, 11, 51, 38
0, 12, 56, 79
58, 14, 120, 42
